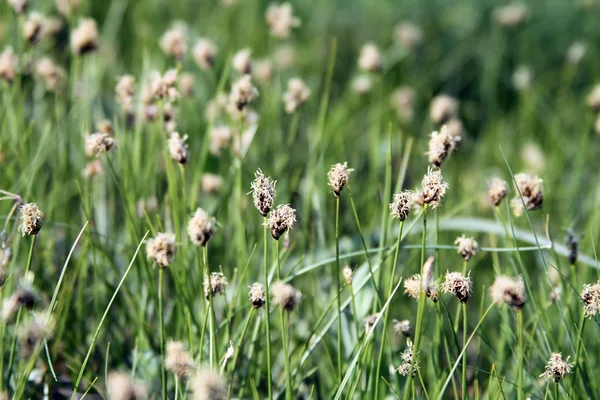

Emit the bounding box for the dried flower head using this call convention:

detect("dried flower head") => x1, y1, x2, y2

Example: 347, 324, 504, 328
364, 313, 379, 333
250, 169, 276, 216
179, 72, 194, 97
343, 265, 353, 285
146, 232, 177, 268
421, 167, 448, 208
328, 162, 354, 197
393, 319, 411, 338
85, 132, 115, 157
283, 77, 310, 113
168, 132, 189, 165
587, 84, 600, 111
8, 0, 27, 14
512, 65, 532, 91
107, 371, 147, 400
232, 48, 252, 75
23, 12, 43, 44
230, 75, 259, 110
209, 125, 232, 155
540, 353, 574, 383
19, 203, 44, 236
493, 3, 529, 28
166, 341, 194, 380
193, 38, 217, 70
489, 275, 526, 310
442, 271, 472, 303
454, 235, 479, 261
188, 208, 216, 246
70, 18, 99, 55
427, 125, 459, 167
394, 21, 423, 50
521, 143, 545, 174
404, 273, 438, 302
272, 280, 301, 312
249, 282, 266, 308
204, 272, 228, 299
566, 41, 587, 65
19, 311, 54, 358
266, 3, 300, 39
397, 342, 419, 376
351, 74, 372, 95
2, 284, 37, 321
0, 47, 18, 83
488, 177, 508, 207
116, 74, 136, 112
201, 174, 223, 193
445, 118, 464, 139
581, 281, 600, 318
422, 255, 436, 292
510, 173, 543, 216
150, 69, 179, 102
253, 58, 274, 84
265, 204, 296, 240
390, 87, 415, 122
358, 42, 382, 73
389, 190, 414, 221
34, 57, 65, 91
429, 94, 459, 124
160, 22, 188, 60
82, 159, 104, 178
191, 367, 226, 400
56, 0, 81, 17
567, 233, 578, 265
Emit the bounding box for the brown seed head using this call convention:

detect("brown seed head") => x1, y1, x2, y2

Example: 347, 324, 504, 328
581, 281, 600, 318
160, 22, 188, 60
404, 273, 438, 302
232, 48, 252, 75
358, 42, 382, 73
204, 272, 228, 299
0, 47, 18, 83
165, 341, 194, 380
540, 353, 574, 383
230, 75, 259, 110
146, 232, 177, 268
23, 12, 43, 44
488, 177, 508, 206
442, 271, 472, 303
70, 18, 99, 55
328, 162, 354, 197
248, 282, 266, 308
567, 233, 578, 265
511, 173, 543, 216
454, 235, 479, 261
191, 367, 226, 400
209, 125, 232, 155
19, 310, 54, 358
250, 169, 276, 217
364, 313, 379, 333
266, 2, 300, 39
85, 132, 115, 157
283, 77, 310, 113
429, 94, 459, 124
201, 174, 223, 193
389, 190, 414, 221
116, 74, 136, 112
2, 284, 37, 321
489, 275, 526, 310
396, 341, 419, 376
193, 38, 217, 70
427, 125, 459, 167
168, 132, 189, 165
19, 203, 44, 236
421, 167, 448, 208
265, 204, 296, 240
187, 208, 216, 246
393, 319, 412, 338
272, 280, 301, 312
82, 160, 104, 179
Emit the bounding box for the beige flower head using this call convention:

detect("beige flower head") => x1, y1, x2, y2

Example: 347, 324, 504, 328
581, 281, 600, 318
396, 341, 419, 376
272, 281, 301, 312
265, 204, 296, 240
85, 132, 115, 157
421, 167, 448, 209
390, 87, 415, 122
23, 12, 43, 44
253, 58, 274, 84
393, 319, 411, 338
230, 75, 259, 110
107, 371, 147, 400
249, 282, 266, 309
165, 341, 194, 380
187, 208, 217, 246
34, 58, 65, 91
489, 275, 526, 310
82, 160, 104, 178
179, 72, 194, 97
404, 273, 437, 302
150, 69, 179, 102
283, 77, 310, 113
2, 284, 37, 321
394, 21, 423, 51
352, 74, 372, 95
0, 47, 18, 84
168, 132, 189, 165
266, 2, 300, 39
193, 38, 217, 70
454, 235, 479, 261
445, 118, 464, 139
442, 271, 472, 303
343, 265, 353, 285
358, 42, 382, 73
250, 169, 276, 217
427, 125, 459, 167
146, 232, 177, 268
70, 18, 99, 55
510, 173, 543, 216
209, 125, 232, 155
204, 272, 228, 299
232, 48, 252, 75
191, 367, 226, 400
539, 353, 574, 383
488, 177, 508, 207
19, 203, 44, 236
512, 65, 532, 91
566, 41, 587, 65
8, 0, 28, 14
201, 174, 223, 193
19, 311, 55, 358
493, 3, 529, 28
389, 190, 414, 221
328, 162, 354, 197
429, 94, 459, 124
116, 74, 136, 112
364, 313, 379, 333
160, 22, 188, 60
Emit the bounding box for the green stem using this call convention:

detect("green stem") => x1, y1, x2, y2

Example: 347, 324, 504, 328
517, 310, 524, 400
281, 311, 292, 400
227, 308, 255, 398
159, 268, 166, 400
204, 246, 217, 368
335, 195, 343, 384
375, 220, 404, 399
462, 303, 468, 400
263, 219, 273, 400
572, 314, 586, 392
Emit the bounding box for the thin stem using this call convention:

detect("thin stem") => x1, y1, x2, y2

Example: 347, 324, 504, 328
204, 246, 217, 368
335, 195, 342, 384
462, 302, 468, 400
281, 311, 292, 400
227, 308, 255, 398
517, 310, 524, 400
572, 314, 586, 392
159, 268, 166, 400
263, 219, 273, 400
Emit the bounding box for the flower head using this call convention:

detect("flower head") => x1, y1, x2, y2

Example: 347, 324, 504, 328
489, 276, 526, 310
193, 38, 217, 70
404, 272, 438, 302
493, 3, 529, 28
146, 232, 177, 268
397, 341, 419, 376
0, 47, 18, 84
389, 190, 414, 221
230, 75, 259, 110
429, 95, 459, 124
390, 87, 415, 122
540, 353, 574, 383
201, 174, 223, 193
249, 282, 266, 309
510, 173, 543, 216
343, 266, 353, 285
427, 125, 459, 167
328, 162, 354, 197
454, 235, 479, 261
107, 371, 147, 400
2, 284, 37, 321
250, 169, 276, 217
283, 77, 310, 113
85, 132, 115, 157
23, 12, 43, 44
272, 281, 301, 311
160, 22, 187, 60
488, 177, 508, 207
364, 313, 379, 333
358, 43, 382, 73
8, 0, 27, 14
442, 271, 472, 303
232, 48, 252, 75
166, 341, 194, 380
393, 319, 411, 338
19, 203, 44, 236
204, 272, 228, 299
70, 18, 99, 55
168, 132, 189, 165
394, 22, 423, 50
421, 167, 448, 208
19, 310, 54, 358
581, 281, 600, 318
266, 3, 300, 39
116, 74, 136, 112
191, 367, 226, 400
265, 204, 296, 240
187, 208, 217, 246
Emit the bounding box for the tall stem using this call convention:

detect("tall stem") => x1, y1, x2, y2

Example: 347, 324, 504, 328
158, 268, 166, 400
263, 219, 273, 400
281, 311, 292, 400
204, 246, 217, 368
517, 310, 524, 400
334, 196, 343, 383
462, 303, 468, 400
227, 308, 255, 398
572, 314, 586, 392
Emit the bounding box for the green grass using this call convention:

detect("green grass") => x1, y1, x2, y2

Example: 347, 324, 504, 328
0, 0, 600, 398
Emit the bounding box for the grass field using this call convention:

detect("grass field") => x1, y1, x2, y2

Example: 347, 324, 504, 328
1, 0, 600, 398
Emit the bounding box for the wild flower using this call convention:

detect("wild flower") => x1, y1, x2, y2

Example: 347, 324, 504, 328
389, 190, 414, 221
0, 47, 18, 83
352, 74, 372, 95
272, 281, 301, 311
191, 367, 227, 400
328, 162, 354, 197
188, 208, 217, 246
265, 204, 296, 240
343, 266, 353, 285
249, 282, 266, 308
168, 132, 189, 165
442, 271, 472, 303
266, 3, 300, 38
116, 74, 136, 112
488, 177, 508, 206
540, 353, 574, 383
201, 174, 223, 193
70, 18, 99, 55
19, 203, 44, 236
232, 48, 252, 75
393, 319, 411, 338
230, 75, 259, 110
165, 341, 194, 380
489, 276, 526, 310
85, 132, 115, 157
253, 59, 274, 84
510, 173, 543, 216
283, 77, 310, 113
397, 341, 419, 376
2, 284, 37, 321
581, 281, 600, 318
107, 371, 147, 400
394, 21, 423, 50
160, 22, 187, 60
364, 313, 379, 333
8, 0, 27, 14
429, 94, 459, 124
427, 125, 459, 167
23, 12, 43, 44
454, 235, 479, 261
204, 272, 228, 299
493, 3, 529, 28
193, 38, 217, 70
390, 87, 415, 122
250, 169, 276, 217
421, 167, 448, 209
358, 43, 382, 73
19, 310, 54, 358
146, 232, 177, 268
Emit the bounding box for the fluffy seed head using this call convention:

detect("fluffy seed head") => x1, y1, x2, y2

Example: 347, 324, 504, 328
85, 132, 115, 157
209, 125, 232, 155
232, 48, 252, 75
404, 273, 438, 302
82, 160, 104, 178
283, 77, 310, 113
581, 281, 600, 318
250, 169, 276, 216
511, 173, 543, 216
454, 235, 479, 261
160, 22, 187, 60
8, 0, 27, 13
107, 371, 147, 400
193, 38, 217, 70
23, 12, 43, 44
442, 271, 472, 303
187, 208, 216, 246
390, 87, 415, 122
179, 72, 194, 96
343, 266, 353, 285
393, 319, 411, 338
493, 3, 529, 28
19, 311, 54, 358
389, 191, 414, 221
489, 276, 526, 310
427, 125, 459, 167
70, 18, 99, 55
19, 203, 44, 236
397, 342, 419, 376
34, 57, 65, 91
0, 47, 18, 83
429, 95, 459, 124
2, 284, 37, 321
149, 69, 179, 102
512, 65, 532, 91
352, 74, 372, 95
56, 0, 81, 17
115, 74, 136, 112
168, 132, 189, 165
274, 44, 295, 70
272, 281, 301, 311
364, 313, 379, 333
445, 118, 464, 139
266, 2, 300, 39
358, 42, 382, 73
540, 353, 574, 383
265, 204, 296, 240
191, 368, 226, 400
328, 162, 354, 197
249, 282, 266, 308
146, 232, 177, 268
394, 21, 423, 50
201, 174, 223, 193
566, 41, 587, 65
421, 167, 448, 208
488, 177, 508, 206
230, 75, 259, 110
204, 272, 228, 299
165, 341, 194, 380
253, 58, 274, 83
